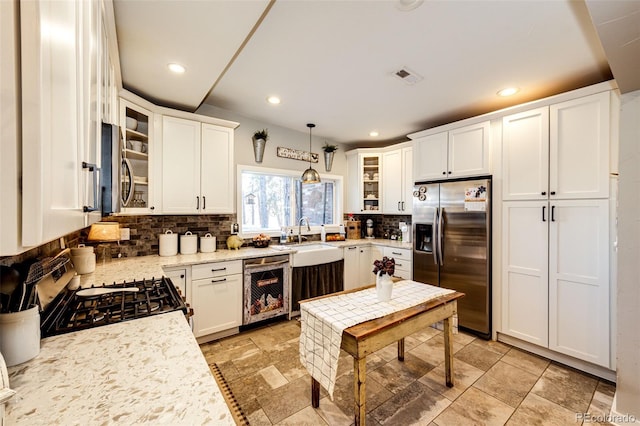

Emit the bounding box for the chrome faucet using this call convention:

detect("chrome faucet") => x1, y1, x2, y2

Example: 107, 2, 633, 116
298, 217, 310, 243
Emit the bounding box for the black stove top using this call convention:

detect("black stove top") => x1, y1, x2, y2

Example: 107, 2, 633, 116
41, 277, 186, 337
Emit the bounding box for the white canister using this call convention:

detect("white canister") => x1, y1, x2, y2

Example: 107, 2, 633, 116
0, 305, 40, 367
200, 233, 216, 253
159, 230, 178, 256
70, 247, 96, 275
180, 231, 197, 255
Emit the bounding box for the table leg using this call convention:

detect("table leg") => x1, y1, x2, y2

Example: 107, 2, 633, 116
311, 377, 320, 408
444, 316, 454, 388
397, 338, 405, 361
354, 357, 366, 426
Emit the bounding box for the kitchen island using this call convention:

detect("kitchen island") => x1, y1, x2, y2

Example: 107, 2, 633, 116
6, 311, 235, 425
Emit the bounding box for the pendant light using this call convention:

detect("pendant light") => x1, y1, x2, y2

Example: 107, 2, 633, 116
301, 123, 321, 184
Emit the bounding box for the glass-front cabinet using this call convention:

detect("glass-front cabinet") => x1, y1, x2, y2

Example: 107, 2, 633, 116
361, 154, 381, 213
120, 99, 154, 213
346, 150, 383, 214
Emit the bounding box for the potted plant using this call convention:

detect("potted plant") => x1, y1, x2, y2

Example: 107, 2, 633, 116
252, 129, 269, 163
322, 142, 338, 172
373, 256, 395, 301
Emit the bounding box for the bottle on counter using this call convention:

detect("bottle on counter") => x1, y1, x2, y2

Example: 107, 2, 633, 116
280, 227, 287, 244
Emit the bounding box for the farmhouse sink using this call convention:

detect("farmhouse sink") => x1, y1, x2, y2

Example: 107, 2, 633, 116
289, 243, 343, 267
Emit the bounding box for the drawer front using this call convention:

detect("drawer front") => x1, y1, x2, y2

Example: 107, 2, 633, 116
192, 260, 242, 280
383, 246, 412, 261
394, 259, 412, 272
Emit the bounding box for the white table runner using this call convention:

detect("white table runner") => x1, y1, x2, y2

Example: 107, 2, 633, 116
299, 280, 455, 397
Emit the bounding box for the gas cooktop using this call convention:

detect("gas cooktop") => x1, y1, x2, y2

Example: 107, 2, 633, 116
40, 277, 187, 337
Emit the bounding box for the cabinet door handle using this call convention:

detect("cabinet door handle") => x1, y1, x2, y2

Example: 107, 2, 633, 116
150, 206, 155, 211
542, 206, 546, 222
203, 196, 206, 210
551, 205, 556, 222
211, 277, 227, 283
550, 191, 556, 195
402, 201, 405, 211
180, 274, 185, 279
347, 247, 357, 250
391, 251, 402, 255
448, 171, 452, 174
82, 162, 100, 212
442, 171, 446, 175
196, 196, 200, 210
398, 201, 401, 211
211, 267, 227, 272
396, 263, 403, 267
541, 191, 546, 196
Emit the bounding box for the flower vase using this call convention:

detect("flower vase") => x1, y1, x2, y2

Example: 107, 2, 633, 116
376, 271, 393, 302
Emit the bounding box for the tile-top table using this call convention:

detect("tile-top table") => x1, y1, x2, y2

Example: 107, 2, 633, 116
299, 281, 464, 426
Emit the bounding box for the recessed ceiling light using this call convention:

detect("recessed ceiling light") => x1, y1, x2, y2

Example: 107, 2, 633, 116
267, 96, 281, 105
370, 131, 379, 137
167, 63, 186, 74
497, 87, 519, 97
395, 0, 424, 11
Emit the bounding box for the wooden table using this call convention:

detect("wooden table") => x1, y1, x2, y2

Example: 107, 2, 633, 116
305, 287, 464, 426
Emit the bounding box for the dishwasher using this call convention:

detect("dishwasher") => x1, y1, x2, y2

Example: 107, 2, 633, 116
242, 255, 290, 325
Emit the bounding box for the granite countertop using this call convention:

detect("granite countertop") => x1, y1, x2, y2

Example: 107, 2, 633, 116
6, 311, 234, 425
79, 239, 412, 288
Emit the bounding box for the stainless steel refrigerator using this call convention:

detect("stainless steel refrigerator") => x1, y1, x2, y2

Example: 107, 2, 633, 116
412, 177, 491, 338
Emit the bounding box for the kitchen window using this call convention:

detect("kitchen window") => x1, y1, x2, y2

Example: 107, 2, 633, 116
238, 166, 342, 237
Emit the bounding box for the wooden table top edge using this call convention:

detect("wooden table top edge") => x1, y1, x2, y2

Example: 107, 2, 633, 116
298, 280, 464, 340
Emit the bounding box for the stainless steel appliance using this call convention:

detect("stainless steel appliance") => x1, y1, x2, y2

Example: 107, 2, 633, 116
413, 176, 491, 338
100, 122, 136, 215
40, 277, 187, 337
243, 255, 290, 325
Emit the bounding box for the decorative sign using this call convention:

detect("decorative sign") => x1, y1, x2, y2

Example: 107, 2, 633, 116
277, 146, 319, 163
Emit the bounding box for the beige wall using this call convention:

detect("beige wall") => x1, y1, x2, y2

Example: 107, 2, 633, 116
615, 90, 640, 419
196, 104, 348, 177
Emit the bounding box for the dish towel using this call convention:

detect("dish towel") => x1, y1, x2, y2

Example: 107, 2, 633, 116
299, 280, 456, 397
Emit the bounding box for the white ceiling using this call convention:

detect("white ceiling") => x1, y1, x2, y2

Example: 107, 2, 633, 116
113, 0, 637, 145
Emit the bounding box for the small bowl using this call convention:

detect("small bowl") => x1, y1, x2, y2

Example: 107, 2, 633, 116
126, 117, 138, 131
253, 239, 270, 248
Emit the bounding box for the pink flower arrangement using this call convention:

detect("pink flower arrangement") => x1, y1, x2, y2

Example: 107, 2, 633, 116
372, 256, 395, 276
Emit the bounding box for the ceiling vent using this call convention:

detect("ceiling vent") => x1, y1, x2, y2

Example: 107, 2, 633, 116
393, 66, 423, 85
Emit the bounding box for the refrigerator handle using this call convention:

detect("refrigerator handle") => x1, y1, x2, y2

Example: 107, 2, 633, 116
432, 208, 439, 265
438, 207, 444, 265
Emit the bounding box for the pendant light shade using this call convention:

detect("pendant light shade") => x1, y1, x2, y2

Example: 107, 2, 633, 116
301, 123, 321, 184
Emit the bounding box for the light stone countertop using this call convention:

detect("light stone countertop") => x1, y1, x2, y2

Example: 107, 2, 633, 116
6, 311, 234, 425
79, 239, 412, 288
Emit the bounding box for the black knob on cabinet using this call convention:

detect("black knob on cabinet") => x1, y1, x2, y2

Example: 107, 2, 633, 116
541, 191, 546, 195
448, 171, 452, 174
442, 171, 446, 175
550, 191, 556, 195
150, 206, 155, 210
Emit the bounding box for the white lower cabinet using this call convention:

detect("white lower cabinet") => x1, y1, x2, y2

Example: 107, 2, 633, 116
163, 267, 187, 301
502, 199, 610, 367
190, 261, 242, 338
343, 245, 381, 290
383, 247, 413, 280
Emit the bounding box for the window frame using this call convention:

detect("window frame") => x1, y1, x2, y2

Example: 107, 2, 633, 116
236, 164, 343, 239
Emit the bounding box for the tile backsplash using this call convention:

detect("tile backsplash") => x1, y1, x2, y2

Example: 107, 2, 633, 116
98, 214, 238, 258
0, 213, 412, 268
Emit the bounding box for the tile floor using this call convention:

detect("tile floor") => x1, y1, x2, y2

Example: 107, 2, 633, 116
200, 319, 615, 425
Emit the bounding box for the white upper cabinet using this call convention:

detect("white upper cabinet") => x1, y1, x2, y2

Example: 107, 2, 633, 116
201, 123, 234, 213
20, 0, 102, 247
550, 92, 610, 199
161, 116, 234, 214
503, 92, 610, 201
502, 107, 550, 200
414, 121, 490, 182
413, 132, 448, 181
382, 146, 413, 214
345, 150, 382, 214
